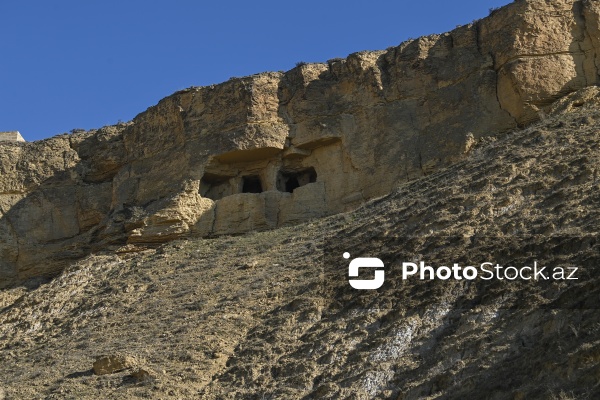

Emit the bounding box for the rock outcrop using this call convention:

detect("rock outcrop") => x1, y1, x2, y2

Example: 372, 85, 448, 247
1, 104, 600, 398
92, 354, 138, 376
2, 0, 600, 286
0, 131, 25, 142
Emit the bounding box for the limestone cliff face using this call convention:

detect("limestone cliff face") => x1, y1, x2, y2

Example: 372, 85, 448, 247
1, 0, 600, 286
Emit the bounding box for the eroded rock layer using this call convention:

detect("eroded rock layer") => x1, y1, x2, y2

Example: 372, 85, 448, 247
2, 0, 600, 285
1, 99, 600, 399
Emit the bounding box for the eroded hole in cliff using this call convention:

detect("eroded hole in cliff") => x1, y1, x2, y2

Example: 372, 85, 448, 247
201, 173, 233, 200
242, 175, 263, 193
277, 167, 317, 193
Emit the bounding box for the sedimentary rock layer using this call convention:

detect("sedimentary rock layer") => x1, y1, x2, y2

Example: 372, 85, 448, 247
1, 0, 599, 285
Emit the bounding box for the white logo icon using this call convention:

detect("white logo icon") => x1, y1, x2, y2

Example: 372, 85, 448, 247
345, 252, 385, 290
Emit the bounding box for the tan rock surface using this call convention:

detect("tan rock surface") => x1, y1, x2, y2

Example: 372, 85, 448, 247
0, 131, 25, 142
0, 107, 599, 398
2, 0, 600, 285
92, 354, 137, 376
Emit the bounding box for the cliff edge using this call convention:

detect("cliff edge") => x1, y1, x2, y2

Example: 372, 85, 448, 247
1, 0, 600, 286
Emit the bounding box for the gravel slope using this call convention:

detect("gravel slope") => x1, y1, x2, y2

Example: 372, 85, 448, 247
1, 100, 600, 399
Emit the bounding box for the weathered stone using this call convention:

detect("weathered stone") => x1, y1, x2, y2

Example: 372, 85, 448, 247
0, 131, 25, 142
92, 354, 137, 375
2, 0, 600, 285
279, 182, 327, 226
213, 193, 272, 235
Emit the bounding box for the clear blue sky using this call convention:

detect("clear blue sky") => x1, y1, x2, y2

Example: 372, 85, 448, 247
1, 1, 511, 141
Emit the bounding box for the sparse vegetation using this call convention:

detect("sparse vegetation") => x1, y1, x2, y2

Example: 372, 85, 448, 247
2, 107, 600, 398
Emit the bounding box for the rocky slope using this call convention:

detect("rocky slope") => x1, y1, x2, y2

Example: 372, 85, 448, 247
3, 0, 600, 287
1, 91, 600, 398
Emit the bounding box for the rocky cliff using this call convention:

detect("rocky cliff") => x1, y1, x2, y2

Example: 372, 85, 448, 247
1, 90, 599, 399
2, 0, 600, 286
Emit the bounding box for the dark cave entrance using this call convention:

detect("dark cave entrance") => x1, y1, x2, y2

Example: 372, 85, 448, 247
242, 175, 263, 193
286, 176, 300, 193
277, 167, 317, 193
200, 173, 232, 201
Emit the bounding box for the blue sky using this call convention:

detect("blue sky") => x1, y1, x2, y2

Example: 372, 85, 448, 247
1, 1, 511, 141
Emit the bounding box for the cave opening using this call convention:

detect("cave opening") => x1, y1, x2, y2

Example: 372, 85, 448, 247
242, 175, 263, 193
286, 176, 300, 193
277, 167, 317, 193
200, 173, 232, 201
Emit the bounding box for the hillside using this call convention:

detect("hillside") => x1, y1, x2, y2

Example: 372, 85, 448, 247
1, 89, 600, 398
3, 0, 600, 398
